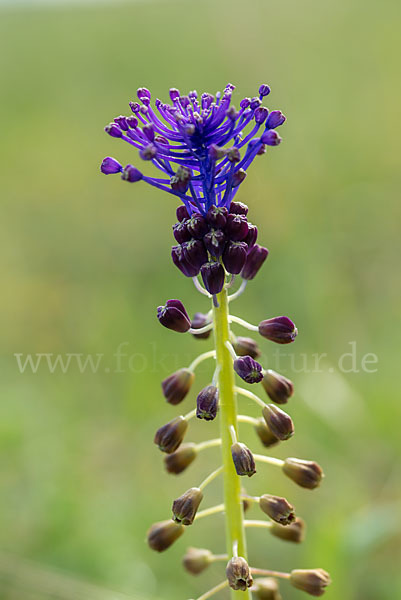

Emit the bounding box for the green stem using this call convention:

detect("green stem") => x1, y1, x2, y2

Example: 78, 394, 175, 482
213, 289, 251, 600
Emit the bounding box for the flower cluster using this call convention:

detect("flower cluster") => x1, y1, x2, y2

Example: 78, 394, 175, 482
101, 84, 331, 600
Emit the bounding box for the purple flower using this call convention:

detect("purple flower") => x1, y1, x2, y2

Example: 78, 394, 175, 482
258, 316, 298, 344
157, 299, 191, 333
233, 355, 263, 384
100, 157, 122, 175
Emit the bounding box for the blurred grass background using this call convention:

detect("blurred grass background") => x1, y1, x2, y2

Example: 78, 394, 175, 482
1, 0, 401, 598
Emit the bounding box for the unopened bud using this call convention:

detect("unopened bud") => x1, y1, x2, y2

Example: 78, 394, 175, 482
258, 316, 297, 344
270, 517, 305, 543
259, 494, 295, 525
200, 262, 225, 295
231, 442, 256, 477
172, 487, 203, 526
233, 168, 247, 187
190, 312, 212, 339
171, 166, 192, 193
253, 578, 282, 600
204, 228, 227, 258
164, 443, 197, 474
226, 557, 253, 591
206, 205, 228, 228
261, 129, 282, 146
241, 244, 269, 280
262, 404, 294, 441
100, 156, 122, 174
186, 214, 209, 239
229, 201, 249, 216
225, 213, 249, 241
161, 368, 194, 405
234, 355, 263, 384
182, 547, 213, 575
176, 205, 190, 222
157, 299, 191, 333
154, 416, 188, 454
196, 385, 219, 421
147, 520, 184, 552
289, 569, 331, 596
233, 336, 261, 359
121, 164, 143, 182
139, 143, 157, 160
209, 144, 227, 161
227, 147, 241, 163
262, 370, 294, 404
282, 458, 324, 489
265, 110, 286, 129
254, 418, 280, 448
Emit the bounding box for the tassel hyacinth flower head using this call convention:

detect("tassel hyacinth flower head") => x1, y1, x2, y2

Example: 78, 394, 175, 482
101, 83, 331, 599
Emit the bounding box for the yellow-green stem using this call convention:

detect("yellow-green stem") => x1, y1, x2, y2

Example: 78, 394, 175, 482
213, 288, 251, 600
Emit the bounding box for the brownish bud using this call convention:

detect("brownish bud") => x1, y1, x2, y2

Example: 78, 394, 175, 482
262, 404, 294, 441
282, 457, 324, 489
182, 547, 213, 575
231, 442, 256, 477
252, 578, 283, 600
259, 494, 295, 525
164, 443, 197, 474
154, 416, 188, 454
270, 517, 305, 543
172, 487, 203, 526
161, 368, 194, 405
261, 369, 294, 404
226, 557, 253, 591
147, 519, 184, 552
242, 488, 251, 513
254, 418, 280, 448
233, 336, 261, 359
289, 569, 331, 596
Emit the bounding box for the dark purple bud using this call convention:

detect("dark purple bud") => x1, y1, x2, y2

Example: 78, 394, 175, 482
169, 88, 180, 101
142, 124, 154, 141
129, 101, 140, 113
209, 144, 226, 161
196, 385, 219, 421
225, 214, 249, 241
203, 229, 226, 258
290, 569, 331, 596
200, 262, 225, 295
259, 84, 271, 97
250, 97, 262, 109
201, 93, 214, 109
206, 205, 228, 228
231, 442, 256, 477
126, 116, 138, 128
262, 404, 294, 441
186, 215, 209, 239
241, 244, 269, 280
262, 369, 294, 404
190, 312, 212, 340
234, 355, 263, 384
176, 205, 190, 222
114, 115, 128, 131
259, 494, 295, 526
161, 368, 194, 405
157, 299, 191, 333
121, 164, 143, 182
233, 169, 247, 187
183, 240, 208, 271
244, 224, 258, 247
137, 87, 151, 102
139, 143, 157, 160
100, 157, 122, 175
261, 129, 282, 146
182, 547, 213, 575
270, 517, 305, 543
172, 487, 203, 526
171, 245, 200, 277
254, 418, 280, 448
232, 336, 261, 359
226, 557, 253, 591
229, 201, 249, 216
222, 241, 248, 274
227, 147, 241, 163
282, 458, 324, 489
240, 97, 251, 109
105, 123, 122, 138
254, 106, 269, 124
154, 416, 188, 454
171, 166, 191, 193
155, 134, 169, 146
164, 443, 197, 475
258, 316, 298, 344
173, 220, 191, 244
266, 110, 286, 129
257, 144, 267, 155
147, 520, 184, 552
179, 95, 190, 109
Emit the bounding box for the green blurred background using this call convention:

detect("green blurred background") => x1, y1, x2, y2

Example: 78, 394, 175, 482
1, 0, 400, 598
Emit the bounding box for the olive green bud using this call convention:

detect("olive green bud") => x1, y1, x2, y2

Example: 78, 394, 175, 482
254, 418, 280, 448
253, 578, 283, 600
226, 557, 253, 591
182, 547, 213, 575
161, 368, 194, 405
282, 457, 324, 489
261, 369, 294, 404
259, 494, 295, 525
164, 443, 197, 474
233, 336, 261, 359
289, 569, 331, 596
262, 404, 294, 441
154, 416, 188, 454
270, 517, 305, 543
172, 487, 203, 526
147, 519, 184, 552
231, 442, 256, 477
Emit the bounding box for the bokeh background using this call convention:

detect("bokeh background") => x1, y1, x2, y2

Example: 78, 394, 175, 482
1, 0, 401, 598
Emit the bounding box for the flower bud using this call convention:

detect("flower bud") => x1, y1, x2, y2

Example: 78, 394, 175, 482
255, 106, 269, 124
200, 262, 225, 295
223, 241, 248, 274
244, 224, 258, 247
147, 520, 184, 552
161, 368, 194, 405
226, 557, 253, 591
261, 129, 282, 146
254, 418, 280, 448
183, 240, 208, 271
266, 110, 286, 129
182, 547, 213, 575
262, 404, 294, 441
187, 214, 209, 239
209, 145, 227, 161
289, 569, 331, 596
231, 442, 256, 477
241, 244, 269, 280
176, 205, 190, 222
225, 213, 249, 241
169, 88, 180, 101
126, 116, 138, 129
259, 494, 295, 525
229, 201, 249, 216
261, 370, 294, 404
282, 458, 324, 489
172, 487, 203, 526
142, 123, 154, 141
105, 123, 122, 137
164, 443, 197, 474
121, 164, 143, 182
154, 416, 188, 454
100, 156, 122, 174
172, 245, 200, 277
173, 221, 191, 244
227, 147, 241, 163
190, 312, 212, 339
206, 205, 228, 228
139, 143, 157, 161
114, 115, 129, 130
270, 517, 305, 543
157, 299, 191, 333
204, 229, 226, 258
196, 385, 219, 421
233, 168, 247, 187
234, 356, 263, 384
258, 316, 297, 344
171, 166, 191, 193
137, 87, 151, 102
253, 578, 282, 600
232, 336, 261, 359
259, 84, 271, 97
